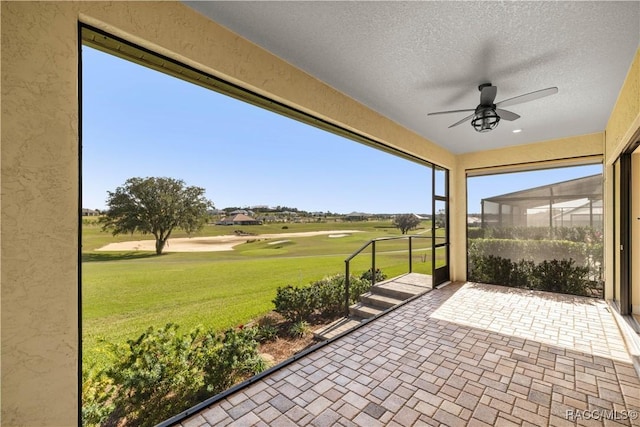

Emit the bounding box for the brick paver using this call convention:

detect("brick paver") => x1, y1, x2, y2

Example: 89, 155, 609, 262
178, 282, 640, 426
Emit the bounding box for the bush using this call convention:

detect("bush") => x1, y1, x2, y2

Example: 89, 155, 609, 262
510, 259, 536, 288
468, 238, 603, 272
532, 259, 590, 296
467, 227, 485, 239
288, 320, 310, 338
82, 367, 116, 426
360, 268, 387, 283
273, 285, 318, 322
203, 327, 266, 394
83, 323, 265, 427
255, 323, 279, 343
469, 255, 594, 297
272, 272, 376, 322
313, 275, 347, 318
348, 275, 373, 305
470, 255, 513, 286
479, 226, 601, 243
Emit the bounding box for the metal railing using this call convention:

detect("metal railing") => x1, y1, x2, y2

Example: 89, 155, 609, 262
344, 235, 429, 316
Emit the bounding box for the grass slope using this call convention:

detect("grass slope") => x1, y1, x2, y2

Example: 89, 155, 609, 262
82, 221, 437, 368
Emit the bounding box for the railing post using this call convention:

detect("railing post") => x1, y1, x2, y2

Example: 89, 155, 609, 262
409, 236, 413, 273
345, 260, 350, 317
371, 240, 376, 287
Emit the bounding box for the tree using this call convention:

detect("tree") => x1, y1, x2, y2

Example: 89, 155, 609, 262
393, 214, 422, 234
101, 177, 212, 255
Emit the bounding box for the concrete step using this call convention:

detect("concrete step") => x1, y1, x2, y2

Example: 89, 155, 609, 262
349, 302, 384, 319
313, 317, 364, 341
372, 281, 427, 300
360, 292, 405, 309
314, 274, 433, 341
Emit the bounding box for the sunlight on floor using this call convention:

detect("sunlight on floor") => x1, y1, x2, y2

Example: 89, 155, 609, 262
430, 282, 632, 363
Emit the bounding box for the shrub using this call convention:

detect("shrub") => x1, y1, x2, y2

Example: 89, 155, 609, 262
313, 274, 347, 318
203, 327, 266, 394
255, 323, 279, 342
532, 259, 590, 296
360, 268, 387, 283
469, 255, 594, 297
468, 238, 603, 273
510, 259, 536, 288
480, 226, 602, 243
471, 254, 513, 286
256, 314, 280, 343
273, 285, 318, 322
82, 367, 116, 426
272, 272, 376, 322
349, 275, 374, 304
467, 227, 485, 239
288, 320, 310, 338
83, 323, 265, 427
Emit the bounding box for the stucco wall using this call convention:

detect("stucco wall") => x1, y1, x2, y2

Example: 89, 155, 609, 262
606, 48, 640, 164
2, 2, 81, 425
632, 151, 640, 314
1, 2, 454, 425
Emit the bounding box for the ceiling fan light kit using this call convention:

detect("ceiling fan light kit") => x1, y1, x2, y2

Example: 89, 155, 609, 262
471, 107, 500, 132
428, 83, 558, 133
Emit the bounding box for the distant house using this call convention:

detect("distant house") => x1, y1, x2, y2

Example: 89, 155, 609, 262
344, 212, 370, 221
82, 208, 100, 216
229, 209, 255, 217
216, 213, 262, 226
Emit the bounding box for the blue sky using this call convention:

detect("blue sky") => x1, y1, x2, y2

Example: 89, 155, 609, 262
82, 46, 601, 214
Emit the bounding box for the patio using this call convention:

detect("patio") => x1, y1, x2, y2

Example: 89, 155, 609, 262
177, 282, 640, 427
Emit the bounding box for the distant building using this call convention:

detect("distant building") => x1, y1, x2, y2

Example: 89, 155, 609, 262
229, 209, 255, 217
82, 208, 100, 216
216, 213, 262, 226
344, 212, 370, 221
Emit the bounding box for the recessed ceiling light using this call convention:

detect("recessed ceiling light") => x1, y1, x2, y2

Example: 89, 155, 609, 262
512, 129, 522, 133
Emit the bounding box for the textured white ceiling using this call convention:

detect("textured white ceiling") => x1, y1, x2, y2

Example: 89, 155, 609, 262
185, 1, 639, 154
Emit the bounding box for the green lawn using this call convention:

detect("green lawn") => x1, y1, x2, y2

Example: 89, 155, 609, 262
82, 220, 441, 368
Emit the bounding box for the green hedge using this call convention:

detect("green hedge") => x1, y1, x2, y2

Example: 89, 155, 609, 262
467, 226, 602, 243
469, 254, 601, 297
468, 238, 603, 269
273, 271, 375, 322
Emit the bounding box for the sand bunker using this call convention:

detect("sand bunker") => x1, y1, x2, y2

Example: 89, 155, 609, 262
96, 230, 362, 253
267, 240, 291, 245
328, 234, 350, 238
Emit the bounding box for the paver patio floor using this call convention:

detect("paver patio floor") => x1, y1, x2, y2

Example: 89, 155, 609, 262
179, 282, 640, 426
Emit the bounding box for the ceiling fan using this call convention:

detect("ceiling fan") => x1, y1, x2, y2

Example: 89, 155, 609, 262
428, 83, 558, 133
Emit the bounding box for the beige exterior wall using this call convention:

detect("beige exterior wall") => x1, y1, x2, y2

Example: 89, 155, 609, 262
632, 151, 640, 315
2, 3, 82, 425
1, 2, 638, 426
605, 48, 640, 164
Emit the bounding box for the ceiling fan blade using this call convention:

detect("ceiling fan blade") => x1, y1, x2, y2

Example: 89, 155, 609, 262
480, 85, 497, 106
496, 87, 558, 108
448, 113, 475, 128
496, 109, 520, 121
427, 109, 475, 116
